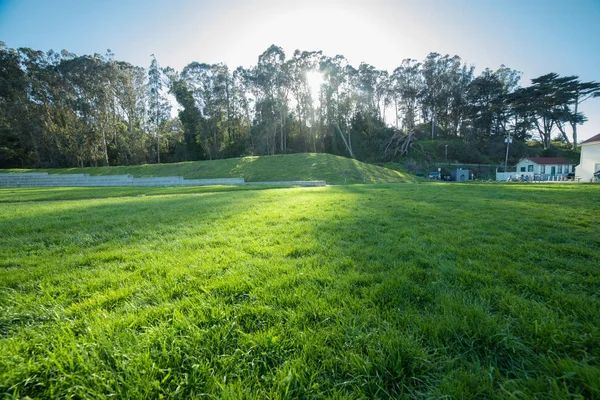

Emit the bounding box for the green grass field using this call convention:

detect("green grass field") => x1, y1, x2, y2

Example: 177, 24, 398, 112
6, 153, 417, 185
1, 184, 599, 398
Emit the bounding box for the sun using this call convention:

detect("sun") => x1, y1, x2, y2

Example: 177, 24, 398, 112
305, 70, 323, 103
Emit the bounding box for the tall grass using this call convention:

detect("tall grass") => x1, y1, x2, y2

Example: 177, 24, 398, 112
1, 184, 599, 398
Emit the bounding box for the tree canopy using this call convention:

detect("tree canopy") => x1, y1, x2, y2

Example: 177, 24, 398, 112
1, 41, 597, 168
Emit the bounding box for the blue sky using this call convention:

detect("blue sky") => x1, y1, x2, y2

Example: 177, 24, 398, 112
1, 0, 599, 140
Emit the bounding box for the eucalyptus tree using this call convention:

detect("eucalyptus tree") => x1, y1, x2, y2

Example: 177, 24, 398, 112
463, 66, 520, 143
286, 49, 321, 152
58, 53, 115, 165
344, 61, 387, 154
113, 61, 151, 164
391, 59, 423, 131
318, 54, 361, 156
422, 53, 443, 137
165, 66, 205, 160
228, 66, 253, 153
248, 45, 290, 155
355, 62, 378, 117
233, 66, 259, 150
447, 61, 474, 136
0, 46, 41, 166
0, 42, 28, 166
15, 48, 60, 165
319, 55, 348, 153
181, 62, 236, 159
148, 55, 171, 163
466, 69, 505, 141
204, 63, 235, 157
374, 69, 392, 124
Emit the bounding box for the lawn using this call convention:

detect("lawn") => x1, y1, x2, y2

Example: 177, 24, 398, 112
1, 184, 599, 398
5, 153, 417, 185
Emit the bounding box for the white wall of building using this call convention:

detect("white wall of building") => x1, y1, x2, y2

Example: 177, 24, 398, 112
577, 143, 600, 182
514, 159, 572, 178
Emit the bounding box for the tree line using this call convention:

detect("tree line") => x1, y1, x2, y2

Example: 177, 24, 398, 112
1, 41, 598, 168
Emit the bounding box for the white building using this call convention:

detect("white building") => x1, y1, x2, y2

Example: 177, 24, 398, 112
511, 157, 574, 181
576, 133, 600, 182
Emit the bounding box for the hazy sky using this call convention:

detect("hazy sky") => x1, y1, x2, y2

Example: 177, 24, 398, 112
1, 0, 599, 140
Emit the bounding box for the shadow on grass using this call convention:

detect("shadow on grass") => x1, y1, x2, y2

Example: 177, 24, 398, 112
274, 184, 600, 398
1, 184, 599, 398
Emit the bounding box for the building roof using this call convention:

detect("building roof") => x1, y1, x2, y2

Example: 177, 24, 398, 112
581, 133, 600, 145
523, 157, 573, 165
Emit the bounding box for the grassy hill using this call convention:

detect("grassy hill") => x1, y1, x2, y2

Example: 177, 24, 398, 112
5, 153, 417, 184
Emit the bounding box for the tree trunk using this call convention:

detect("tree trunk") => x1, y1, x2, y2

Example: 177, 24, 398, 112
101, 121, 109, 166
28, 131, 41, 167
556, 122, 572, 147
280, 107, 284, 152
335, 124, 354, 158
347, 127, 352, 155
394, 97, 399, 129
571, 96, 579, 149
431, 104, 435, 140
213, 123, 217, 159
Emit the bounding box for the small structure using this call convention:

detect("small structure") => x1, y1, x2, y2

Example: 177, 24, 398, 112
451, 169, 469, 181
512, 157, 574, 181
576, 133, 600, 182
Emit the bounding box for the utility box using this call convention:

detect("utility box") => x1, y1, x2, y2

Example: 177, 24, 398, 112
451, 169, 470, 182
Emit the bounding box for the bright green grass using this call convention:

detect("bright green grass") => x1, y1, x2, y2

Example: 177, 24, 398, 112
1, 184, 599, 398
5, 153, 416, 185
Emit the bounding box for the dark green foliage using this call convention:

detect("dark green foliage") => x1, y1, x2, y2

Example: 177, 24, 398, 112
169, 79, 205, 161
1, 42, 596, 169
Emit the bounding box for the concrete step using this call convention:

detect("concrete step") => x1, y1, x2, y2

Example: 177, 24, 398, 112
184, 178, 245, 185
246, 181, 327, 186
0, 173, 326, 187
0, 172, 49, 177
0, 173, 249, 187
0, 175, 132, 182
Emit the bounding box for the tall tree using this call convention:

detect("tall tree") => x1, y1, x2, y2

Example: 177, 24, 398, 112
554, 78, 600, 148
391, 59, 423, 132
148, 55, 170, 163
512, 73, 584, 149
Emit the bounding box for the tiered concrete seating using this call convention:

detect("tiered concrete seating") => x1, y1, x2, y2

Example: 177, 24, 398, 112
245, 181, 326, 186
0, 173, 244, 187
0, 173, 326, 187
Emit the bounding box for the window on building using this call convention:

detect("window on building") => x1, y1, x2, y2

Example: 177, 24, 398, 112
520, 167, 526, 172
528, 165, 534, 172
558, 165, 563, 174
541, 165, 546, 174
564, 165, 569, 173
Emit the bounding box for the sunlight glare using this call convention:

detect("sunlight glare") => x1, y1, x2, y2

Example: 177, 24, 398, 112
306, 70, 324, 103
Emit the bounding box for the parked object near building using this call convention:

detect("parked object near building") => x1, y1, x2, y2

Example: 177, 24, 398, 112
576, 133, 600, 182
451, 169, 470, 181
497, 157, 574, 181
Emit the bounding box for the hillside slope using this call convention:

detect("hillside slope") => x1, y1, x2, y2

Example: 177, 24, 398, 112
6, 153, 416, 184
